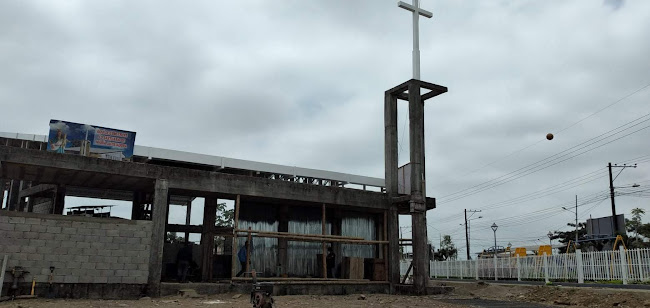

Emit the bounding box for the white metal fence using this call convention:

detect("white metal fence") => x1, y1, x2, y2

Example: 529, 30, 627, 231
401, 247, 650, 284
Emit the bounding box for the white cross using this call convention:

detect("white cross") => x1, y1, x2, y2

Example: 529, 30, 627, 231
398, 0, 432, 80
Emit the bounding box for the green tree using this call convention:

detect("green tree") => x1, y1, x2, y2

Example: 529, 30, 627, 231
166, 232, 184, 243
626, 208, 645, 238
551, 222, 590, 253
215, 202, 234, 227
433, 235, 457, 261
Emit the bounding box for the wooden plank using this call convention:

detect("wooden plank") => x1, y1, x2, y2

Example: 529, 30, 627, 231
245, 227, 252, 277
234, 232, 388, 244
234, 229, 363, 240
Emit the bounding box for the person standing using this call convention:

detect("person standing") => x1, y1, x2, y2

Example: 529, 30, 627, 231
236, 241, 250, 277
176, 243, 193, 283
326, 246, 336, 278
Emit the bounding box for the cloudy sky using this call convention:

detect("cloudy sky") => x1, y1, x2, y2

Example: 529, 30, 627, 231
1, 0, 649, 258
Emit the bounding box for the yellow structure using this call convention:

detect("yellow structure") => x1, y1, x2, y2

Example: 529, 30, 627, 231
537, 245, 552, 256
514, 247, 527, 257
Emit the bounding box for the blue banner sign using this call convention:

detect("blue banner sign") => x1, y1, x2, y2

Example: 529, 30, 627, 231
48, 119, 136, 161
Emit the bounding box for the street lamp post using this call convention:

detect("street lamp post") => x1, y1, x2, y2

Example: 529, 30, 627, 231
491, 223, 498, 281
562, 195, 579, 247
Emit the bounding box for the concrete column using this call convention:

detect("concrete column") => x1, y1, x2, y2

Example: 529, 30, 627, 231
277, 204, 289, 276
185, 200, 192, 243
17, 181, 27, 212
132, 191, 146, 220
52, 185, 66, 215
147, 179, 168, 297
201, 197, 217, 282
408, 82, 429, 295
384, 90, 401, 288
7, 180, 20, 211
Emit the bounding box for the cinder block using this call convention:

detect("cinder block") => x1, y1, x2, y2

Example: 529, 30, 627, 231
99, 236, 113, 243
118, 230, 133, 237
91, 242, 104, 249
81, 262, 97, 270
84, 235, 100, 243
79, 276, 94, 283
105, 256, 118, 264
122, 276, 136, 284
5, 231, 23, 239
134, 276, 147, 284
8, 217, 25, 224
96, 263, 110, 270
112, 237, 127, 245
138, 264, 148, 271
93, 276, 108, 283
107, 276, 122, 284
30, 225, 47, 233
129, 270, 147, 278
76, 242, 90, 249
71, 222, 87, 229
23, 232, 39, 239
52, 247, 69, 255
37, 246, 55, 255
61, 241, 75, 248
53, 220, 71, 227
99, 250, 112, 257
21, 246, 37, 254
133, 231, 147, 238
106, 230, 120, 237
0, 216, 8, 223
69, 235, 84, 242
67, 248, 84, 256
100, 269, 115, 276
82, 248, 98, 256
115, 269, 128, 277
110, 250, 125, 257
25, 218, 41, 225
74, 255, 90, 263
62, 227, 77, 235
29, 239, 45, 247
0, 224, 16, 231
90, 229, 106, 236
16, 224, 32, 232
118, 256, 132, 264
28, 254, 44, 261
86, 222, 100, 229
38, 232, 55, 240
109, 263, 125, 270
5, 245, 21, 253
124, 263, 137, 270
64, 276, 79, 283
126, 238, 140, 245
53, 233, 68, 241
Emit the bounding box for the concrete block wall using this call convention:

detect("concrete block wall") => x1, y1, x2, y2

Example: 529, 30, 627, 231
0, 211, 152, 285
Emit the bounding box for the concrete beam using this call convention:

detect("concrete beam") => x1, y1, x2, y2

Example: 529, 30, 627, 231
147, 179, 168, 297
18, 184, 56, 199
0, 146, 388, 210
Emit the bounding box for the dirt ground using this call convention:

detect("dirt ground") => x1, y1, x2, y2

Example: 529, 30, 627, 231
2, 282, 650, 308
443, 281, 650, 307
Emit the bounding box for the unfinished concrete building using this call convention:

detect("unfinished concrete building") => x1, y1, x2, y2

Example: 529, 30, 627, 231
0, 80, 445, 297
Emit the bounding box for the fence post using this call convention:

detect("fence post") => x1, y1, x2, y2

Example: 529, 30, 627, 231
447, 260, 450, 279
636, 249, 644, 282
460, 260, 464, 279
475, 258, 479, 280
575, 249, 584, 283
620, 246, 628, 285
516, 255, 521, 282
493, 254, 498, 281
543, 252, 550, 284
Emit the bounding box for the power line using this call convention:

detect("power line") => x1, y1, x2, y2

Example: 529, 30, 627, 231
438, 112, 650, 203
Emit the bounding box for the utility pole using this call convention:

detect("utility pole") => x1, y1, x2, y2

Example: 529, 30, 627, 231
575, 195, 578, 245
608, 162, 637, 234
464, 209, 481, 260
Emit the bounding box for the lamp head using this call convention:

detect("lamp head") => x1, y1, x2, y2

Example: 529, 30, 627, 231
491, 223, 498, 232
